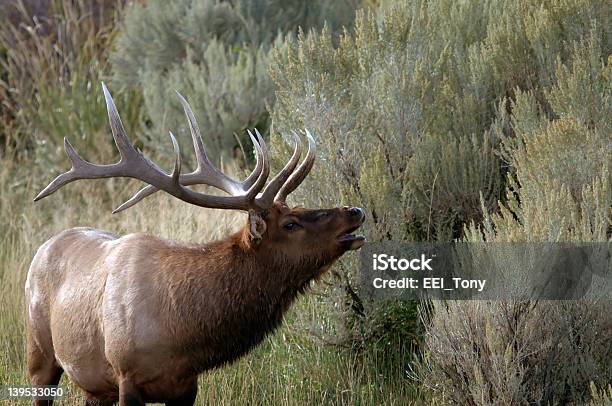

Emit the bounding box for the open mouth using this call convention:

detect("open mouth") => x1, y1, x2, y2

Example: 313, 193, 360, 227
337, 224, 366, 250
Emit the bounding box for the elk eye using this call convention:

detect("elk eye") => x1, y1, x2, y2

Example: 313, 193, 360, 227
283, 222, 301, 231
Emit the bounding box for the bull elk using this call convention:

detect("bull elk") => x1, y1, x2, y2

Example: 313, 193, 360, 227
26, 84, 365, 406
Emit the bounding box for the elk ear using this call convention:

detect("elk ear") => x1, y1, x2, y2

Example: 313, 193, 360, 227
246, 211, 267, 247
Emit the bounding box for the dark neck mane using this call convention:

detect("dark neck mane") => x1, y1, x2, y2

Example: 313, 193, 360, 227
169, 229, 323, 373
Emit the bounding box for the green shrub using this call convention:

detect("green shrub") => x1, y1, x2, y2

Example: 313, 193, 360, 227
424, 35, 611, 404
269, 0, 611, 384
110, 0, 358, 163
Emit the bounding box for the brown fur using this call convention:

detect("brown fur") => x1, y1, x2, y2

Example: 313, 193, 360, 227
26, 202, 365, 405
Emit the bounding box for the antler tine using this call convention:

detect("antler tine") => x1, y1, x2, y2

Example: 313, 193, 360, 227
35, 83, 270, 212
254, 133, 302, 209
177, 94, 269, 195
243, 129, 269, 189
168, 131, 182, 183
176, 91, 246, 195
275, 130, 316, 203
112, 185, 155, 214
102, 82, 139, 161
33, 138, 94, 201
175, 91, 209, 168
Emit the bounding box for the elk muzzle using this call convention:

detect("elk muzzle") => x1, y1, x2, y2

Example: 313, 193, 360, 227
336, 207, 366, 250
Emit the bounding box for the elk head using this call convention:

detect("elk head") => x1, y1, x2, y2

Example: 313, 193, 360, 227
35, 83, 366, 268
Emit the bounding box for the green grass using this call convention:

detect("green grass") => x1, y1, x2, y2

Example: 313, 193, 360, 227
0, 154, 424, 405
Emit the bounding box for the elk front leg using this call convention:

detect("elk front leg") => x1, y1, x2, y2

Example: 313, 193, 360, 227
118, 380, 144, 406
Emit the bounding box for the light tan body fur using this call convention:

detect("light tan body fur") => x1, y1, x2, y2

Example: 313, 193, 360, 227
27, 228, 201, 403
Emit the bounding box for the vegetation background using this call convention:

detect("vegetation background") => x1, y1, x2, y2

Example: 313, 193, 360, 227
0, 0, 610, 404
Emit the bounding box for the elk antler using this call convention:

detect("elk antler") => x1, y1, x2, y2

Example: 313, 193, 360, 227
34, 83, 315, 213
